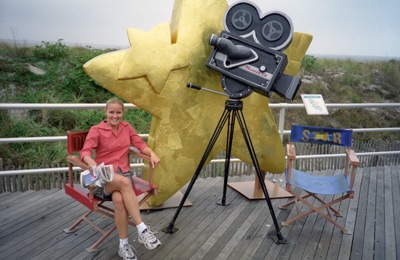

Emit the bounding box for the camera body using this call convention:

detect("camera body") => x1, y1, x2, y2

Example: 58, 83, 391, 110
205, 1, 302, 101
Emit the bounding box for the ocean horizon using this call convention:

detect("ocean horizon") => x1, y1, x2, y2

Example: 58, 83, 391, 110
1, 38, 399, 62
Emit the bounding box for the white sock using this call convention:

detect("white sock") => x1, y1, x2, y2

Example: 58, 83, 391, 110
136, 222, 147, 234
119, 238, 128, 248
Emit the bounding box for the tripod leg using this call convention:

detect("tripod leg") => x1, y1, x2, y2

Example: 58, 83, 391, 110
163, 108, 231, 234
218, 109, 235, 206
236, 110, 287, 244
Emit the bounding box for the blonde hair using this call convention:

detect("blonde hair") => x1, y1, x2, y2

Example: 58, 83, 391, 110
105, 97, 125, 112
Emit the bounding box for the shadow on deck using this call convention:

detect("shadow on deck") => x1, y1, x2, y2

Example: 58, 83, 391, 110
0, 166, 399, 260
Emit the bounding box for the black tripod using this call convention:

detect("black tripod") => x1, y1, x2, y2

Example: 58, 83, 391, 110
163, 98, 287, 244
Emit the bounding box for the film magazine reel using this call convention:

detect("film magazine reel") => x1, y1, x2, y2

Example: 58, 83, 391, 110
224, 1, 293, 51
205, 1, 300, 100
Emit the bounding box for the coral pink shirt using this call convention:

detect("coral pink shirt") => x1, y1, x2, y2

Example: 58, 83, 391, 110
80, 120, 148, 173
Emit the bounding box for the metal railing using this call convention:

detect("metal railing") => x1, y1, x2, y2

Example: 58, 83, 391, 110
1, 102, 400, 177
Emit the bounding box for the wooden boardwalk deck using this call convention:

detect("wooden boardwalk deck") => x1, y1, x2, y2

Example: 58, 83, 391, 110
0, 165, 399, 260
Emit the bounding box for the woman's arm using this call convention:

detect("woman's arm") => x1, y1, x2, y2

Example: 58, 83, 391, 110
142, 147, 160, 168
127, 123, 160, 168
82, 155, 97, 171
80, 127, 99, 172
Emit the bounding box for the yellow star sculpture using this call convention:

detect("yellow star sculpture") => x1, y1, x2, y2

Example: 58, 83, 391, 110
83, 0, 312, 206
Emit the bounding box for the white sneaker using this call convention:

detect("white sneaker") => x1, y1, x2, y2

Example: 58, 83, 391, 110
118, 244, 137, 260
138, 227, 161, 250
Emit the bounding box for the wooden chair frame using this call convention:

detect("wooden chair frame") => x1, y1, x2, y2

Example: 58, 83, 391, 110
63, 130, 158, 252
279, 126, 359, 234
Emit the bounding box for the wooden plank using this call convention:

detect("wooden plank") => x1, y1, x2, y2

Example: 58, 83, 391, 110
0, 200, 86, 259
0, 191, 11, 198
78, 176, 224, 260
143, 176, 233, 259
0, 189, 58, 222
320, 169, 349, 259
0, 189, 66, 241
190, 199, 250, 259
300, 202, 331, 260
0, 190, 36, 212
313, 212, 335, 259
1, 189, 115, 259
226, 174, 288, 259
350, 167, 371, 259
330, 195, 351, 258
29, 213, 113, 259
390, 165, 400, 260
363, 167, 377, 260
240, 189, 293, 259
374, 166, 385, 259
0, 192, 69, 242
164, 189, 242, 259
162, 190, 242, 257
297, 170, 336, 260
155, 179, 244, 255
218, 175, 287, 259
338, 166, 363, 259
213, 200, 266, 259
223, 200, 269, 260
0, 166, 399, 260
311, 168, 349, 259
315, 172, 344, 256
23, 193, 114, 259
261, 185, 312, 259
383, 165, 396, 260
144, 178, 250, 257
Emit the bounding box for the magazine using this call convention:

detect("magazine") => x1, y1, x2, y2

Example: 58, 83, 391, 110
80, 162, 114, 188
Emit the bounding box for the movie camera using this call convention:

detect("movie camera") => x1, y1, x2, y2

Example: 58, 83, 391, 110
205, 1, 301, 101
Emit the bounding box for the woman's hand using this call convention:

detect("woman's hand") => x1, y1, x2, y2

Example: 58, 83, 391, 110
83, 156, 97, 173
143, 147, 160, 168
149, 152, 160, 168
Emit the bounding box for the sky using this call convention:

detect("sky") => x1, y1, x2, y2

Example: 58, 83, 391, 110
0, 0, 399, 58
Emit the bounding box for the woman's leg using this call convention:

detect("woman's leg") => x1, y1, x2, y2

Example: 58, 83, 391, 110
112, 191, 129, 238
112, 191, 138, 259
105, 174, 142, 225
106, 174, 161, 250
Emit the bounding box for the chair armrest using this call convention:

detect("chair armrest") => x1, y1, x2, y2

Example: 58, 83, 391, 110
67, 155, 89, 170
345, 148, 359, 190
285, 143, 297, 190
66, 155, 95, 198
346, 148, 360, 167
286, 143, 296, 160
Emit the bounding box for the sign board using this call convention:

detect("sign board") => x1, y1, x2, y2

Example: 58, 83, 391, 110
301, 94, 329, 115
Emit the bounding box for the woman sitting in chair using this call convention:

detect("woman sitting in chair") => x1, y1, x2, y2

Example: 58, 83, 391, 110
81, 97, 161, 260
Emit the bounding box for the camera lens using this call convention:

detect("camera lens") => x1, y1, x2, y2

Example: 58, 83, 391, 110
209, 34, 219, 46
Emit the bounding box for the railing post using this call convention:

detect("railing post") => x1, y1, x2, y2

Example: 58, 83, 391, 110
278, 106, 286, 141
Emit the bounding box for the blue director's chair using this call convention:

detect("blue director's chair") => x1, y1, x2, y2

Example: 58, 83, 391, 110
279, 125, 359, 234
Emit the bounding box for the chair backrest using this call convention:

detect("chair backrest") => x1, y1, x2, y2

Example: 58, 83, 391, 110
289, 125, 353, 147
67, 130, 89, 155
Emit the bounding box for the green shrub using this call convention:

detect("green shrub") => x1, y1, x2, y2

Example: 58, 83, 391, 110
33, 39, 69, 60
301, 55, 319, 72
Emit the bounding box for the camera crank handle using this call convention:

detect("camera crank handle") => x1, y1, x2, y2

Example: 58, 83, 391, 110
186, 82, 202, 90
186, 82, 229, 97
